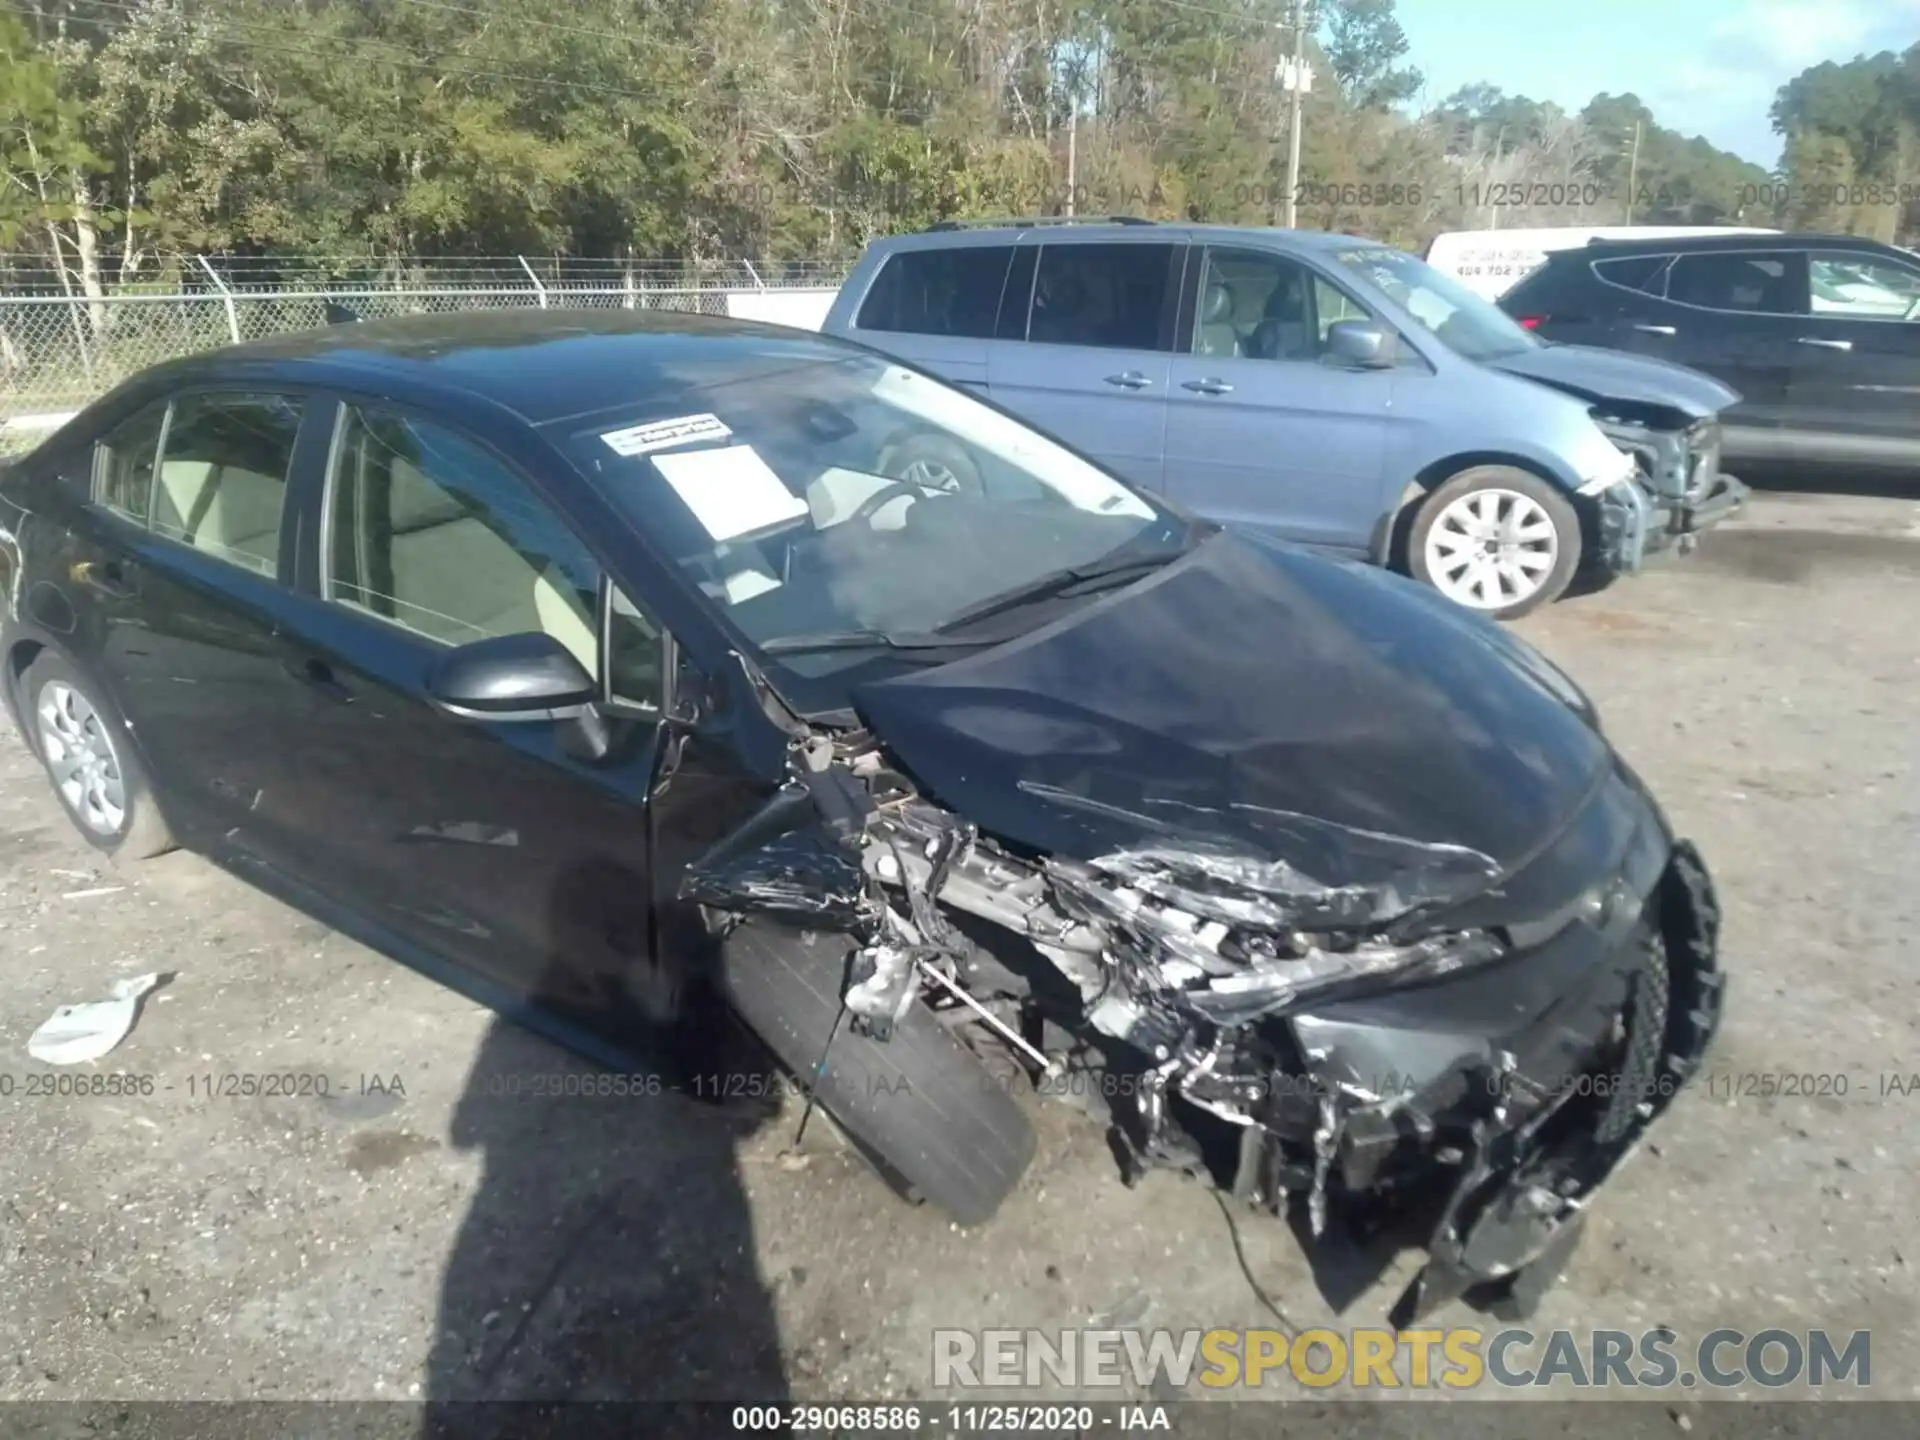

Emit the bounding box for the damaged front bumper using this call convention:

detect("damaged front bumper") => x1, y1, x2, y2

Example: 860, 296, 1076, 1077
1594, 416, 1748, 573
684, 723, 1723, 1323
1326, 842, 1722, 1323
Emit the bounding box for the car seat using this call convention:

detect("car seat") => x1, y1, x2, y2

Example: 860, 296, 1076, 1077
1249, 270, 1313, 360
1196, 282, 1242, 357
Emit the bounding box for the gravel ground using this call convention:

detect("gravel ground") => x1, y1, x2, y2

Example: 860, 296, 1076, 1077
0, 487, 1915, 1421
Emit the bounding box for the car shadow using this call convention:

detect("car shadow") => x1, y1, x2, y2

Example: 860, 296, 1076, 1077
419, 867, 792, 1437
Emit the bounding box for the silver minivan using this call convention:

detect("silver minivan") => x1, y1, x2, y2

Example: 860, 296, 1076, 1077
823, 218, 1748, 618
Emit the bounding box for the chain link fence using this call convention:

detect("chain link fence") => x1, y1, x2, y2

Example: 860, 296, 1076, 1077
1, 257, 849, 455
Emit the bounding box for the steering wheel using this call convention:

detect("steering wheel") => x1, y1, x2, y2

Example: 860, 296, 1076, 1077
851, 480, 925, 525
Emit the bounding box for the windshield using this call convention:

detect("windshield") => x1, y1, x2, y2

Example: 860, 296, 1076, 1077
559, 352, 1189, 708
1334, 245, 1540, 361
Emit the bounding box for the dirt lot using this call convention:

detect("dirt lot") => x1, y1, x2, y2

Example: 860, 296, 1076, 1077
1, 487, 1915, 1419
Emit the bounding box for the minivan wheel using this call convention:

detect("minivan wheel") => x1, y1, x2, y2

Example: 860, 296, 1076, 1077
23, 654, 174, 860
877, 431, 985, 497
1408, 466, 1581, 620
717, 923, 1036, 1226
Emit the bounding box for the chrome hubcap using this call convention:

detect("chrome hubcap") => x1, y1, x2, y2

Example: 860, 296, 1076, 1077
1426, 488, 1559, 610
37, 681, 126, 835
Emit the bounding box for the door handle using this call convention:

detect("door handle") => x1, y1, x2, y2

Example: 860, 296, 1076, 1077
284, 655, 354, 703
70, 559, 137, 599
1796, 336, 1853, 351
1181, 378, 1235, 395
1631, 323, 1677, 336
1104, 371, 1153, 389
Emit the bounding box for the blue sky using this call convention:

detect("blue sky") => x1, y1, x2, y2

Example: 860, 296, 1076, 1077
1394, 0, 1920, 168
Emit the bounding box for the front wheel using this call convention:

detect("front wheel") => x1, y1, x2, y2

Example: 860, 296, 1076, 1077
1407, 467, 1581, 621
717, 923, 1036, 1226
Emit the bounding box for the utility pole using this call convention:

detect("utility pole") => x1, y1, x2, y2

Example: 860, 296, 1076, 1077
1282, 0, 1307, 228
1623, 119, 1642, 224
1065, 103, 1077, 217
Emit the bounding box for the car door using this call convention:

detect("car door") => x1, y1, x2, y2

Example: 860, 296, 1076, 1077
1161, 245, 1391, 553
1624, 249, 1808, 455
985, 237, 1181, 491
1779, 249, 1920, 469
265, 398, 680, 1024
64, 387, 326, 850
838, 241, 1016, 389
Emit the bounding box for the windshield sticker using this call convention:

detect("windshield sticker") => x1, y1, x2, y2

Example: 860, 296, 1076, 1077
651, 443, 809, 542
601, 413, 732, 456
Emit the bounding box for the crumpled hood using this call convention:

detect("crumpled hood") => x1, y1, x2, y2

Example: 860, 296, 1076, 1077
851, 533, 1609, 906
1490, 342, 1739, 420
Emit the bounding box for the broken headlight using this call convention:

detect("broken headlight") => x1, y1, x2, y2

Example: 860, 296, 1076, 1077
1571, 419, 1641, 496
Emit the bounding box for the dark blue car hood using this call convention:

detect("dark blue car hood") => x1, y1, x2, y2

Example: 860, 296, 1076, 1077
851, 533, 1610, 883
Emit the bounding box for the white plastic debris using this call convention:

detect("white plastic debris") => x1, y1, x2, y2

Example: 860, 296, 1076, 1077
27, 973, 163, 1065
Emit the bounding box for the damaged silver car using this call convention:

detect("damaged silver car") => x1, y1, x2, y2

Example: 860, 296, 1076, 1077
1, 312, 1723, 1325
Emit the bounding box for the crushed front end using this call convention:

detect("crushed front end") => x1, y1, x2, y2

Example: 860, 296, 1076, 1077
1593, 410, 1749, 572
683, 716, 1724, 1323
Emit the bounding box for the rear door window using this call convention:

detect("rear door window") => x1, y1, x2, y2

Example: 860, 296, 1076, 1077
93, 403, 168, 524
1667, 252, 1805, 314
151, 392, 302, 577
854, 247, 1015, 338
1028, 242, 1180, 351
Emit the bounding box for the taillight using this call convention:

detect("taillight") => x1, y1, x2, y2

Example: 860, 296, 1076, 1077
1516, 315, 1545, 329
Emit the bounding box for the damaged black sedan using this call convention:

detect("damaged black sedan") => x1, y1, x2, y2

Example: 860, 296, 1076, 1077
0, 311, 1723, 1323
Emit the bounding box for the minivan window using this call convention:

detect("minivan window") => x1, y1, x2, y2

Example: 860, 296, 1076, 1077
1592, 255, 1671, 295
151, 392, 302, 578
855, 246, 1014, 339
1809, 253, 1920, 320
1190, 248, 1374, 360
1333, 245, 1537, 361
1027, 243, 1178, 351
1667, 252, 1799, 313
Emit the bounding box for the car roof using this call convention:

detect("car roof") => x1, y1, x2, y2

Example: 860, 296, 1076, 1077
138, 308, 863, 429
1572, 232, 1905, 260
868, 222, 1390, 255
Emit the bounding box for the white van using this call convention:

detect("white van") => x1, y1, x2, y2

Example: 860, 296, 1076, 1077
1424, 226, 1781, 300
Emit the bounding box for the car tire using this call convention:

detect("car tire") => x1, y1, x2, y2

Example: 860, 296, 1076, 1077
1408, 466, 1581, 621
717, 922, 1036, 1226
877, 431, 985, 497
21, 653, 175, 861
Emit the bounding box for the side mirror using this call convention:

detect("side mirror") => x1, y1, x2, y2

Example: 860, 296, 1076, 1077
1325, 320, 1396, 369
425, 632, 596, 723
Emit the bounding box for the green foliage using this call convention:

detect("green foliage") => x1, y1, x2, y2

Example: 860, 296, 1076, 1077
0, 12, 103, 245
1772, 47, 1920, 242
0, 0, 1811, 278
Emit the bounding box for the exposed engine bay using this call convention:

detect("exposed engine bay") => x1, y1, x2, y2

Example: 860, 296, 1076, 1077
681, 719, 1724, 1324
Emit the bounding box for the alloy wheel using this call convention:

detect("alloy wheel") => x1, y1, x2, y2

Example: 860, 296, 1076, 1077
1423, 487, 1560, 611
36, 681, 127, 836
898, 457, 961, 493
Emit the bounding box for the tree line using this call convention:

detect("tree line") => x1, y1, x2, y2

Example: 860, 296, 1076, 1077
1, 0, 1913, 306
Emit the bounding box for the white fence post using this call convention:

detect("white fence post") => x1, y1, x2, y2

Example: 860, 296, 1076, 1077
516, 255, 549, 308
197, 256, 242, 344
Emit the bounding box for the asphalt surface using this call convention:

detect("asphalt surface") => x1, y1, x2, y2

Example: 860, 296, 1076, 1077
0, 487, 1915, 1421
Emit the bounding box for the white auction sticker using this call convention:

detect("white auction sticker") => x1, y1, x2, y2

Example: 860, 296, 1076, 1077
600, 412, 732, 456
651, 444, 809, 542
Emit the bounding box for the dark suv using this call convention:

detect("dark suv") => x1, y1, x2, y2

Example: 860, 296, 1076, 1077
1501, 233, 1920, 476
